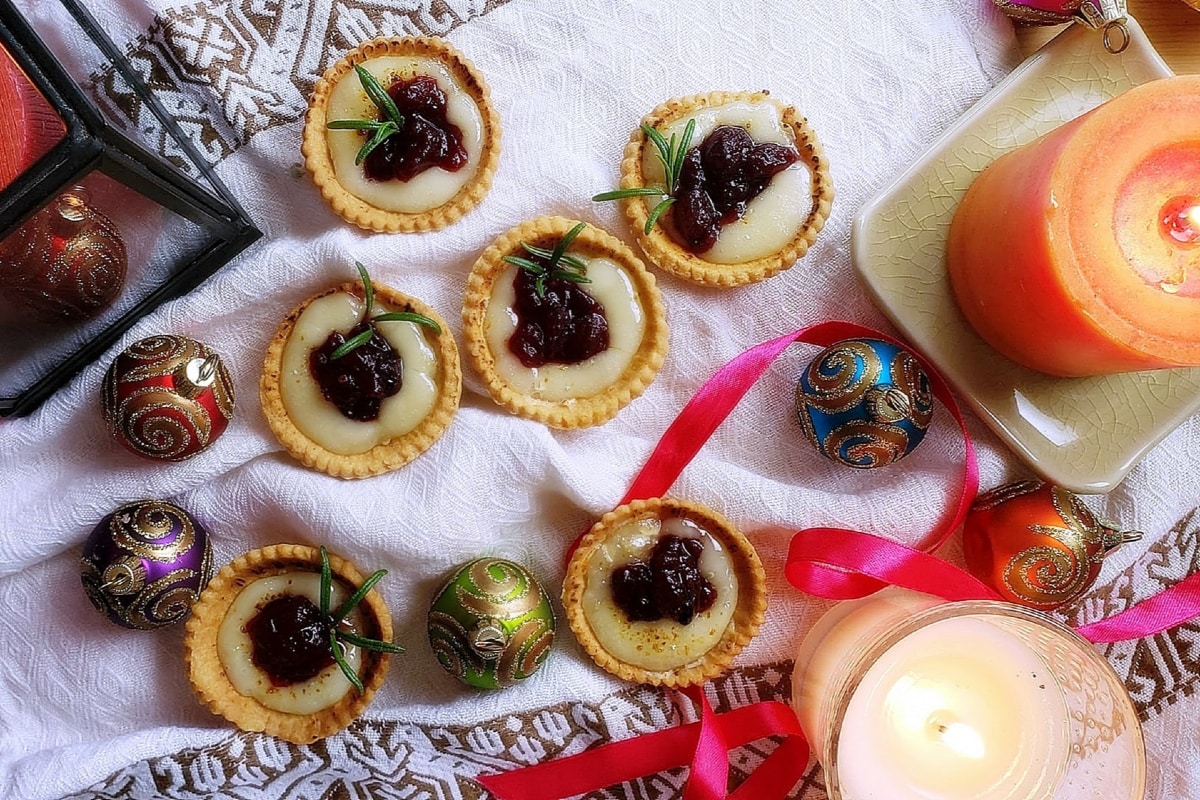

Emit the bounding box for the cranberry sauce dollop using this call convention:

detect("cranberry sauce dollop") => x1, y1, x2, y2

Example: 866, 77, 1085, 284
361, 75, 468, 183
507, 262, 610, 368
611, 534, 717, 626
673, 124, 799, 253
246, 594, 336, 686
310, 320, 402, 421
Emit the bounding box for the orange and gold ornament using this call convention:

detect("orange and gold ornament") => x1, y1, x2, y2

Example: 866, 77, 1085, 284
962, 480, 1141, 610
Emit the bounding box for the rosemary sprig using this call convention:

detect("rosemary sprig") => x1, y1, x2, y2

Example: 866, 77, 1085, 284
592, 119, 696, 235
329, 261, 442, 360
319, 545, 405, 693
326, 65, 406, 166
501, 221, 592, 298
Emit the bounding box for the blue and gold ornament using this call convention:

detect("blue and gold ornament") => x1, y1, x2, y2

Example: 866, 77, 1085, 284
428, 558, 556, 689
795, 338, 934, 469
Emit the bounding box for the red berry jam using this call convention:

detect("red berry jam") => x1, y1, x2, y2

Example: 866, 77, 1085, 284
310, 321, 401, 421
246, 594, 335, 686
673, 125, 799, 253
611, 535, 717, 626
507, 264, 609, 368
362, 75, 468, 183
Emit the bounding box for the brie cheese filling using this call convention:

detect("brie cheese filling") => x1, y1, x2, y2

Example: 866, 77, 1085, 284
325, 55, 484, 213
581, 515, 738, 672
280, 291, 440, 456
217, 573, 364, 715
484, 257, 645, 402
643, 100, 810, 264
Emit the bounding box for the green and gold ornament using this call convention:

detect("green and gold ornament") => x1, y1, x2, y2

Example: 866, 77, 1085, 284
428, 558, 556, 689
795, 338, 934, 469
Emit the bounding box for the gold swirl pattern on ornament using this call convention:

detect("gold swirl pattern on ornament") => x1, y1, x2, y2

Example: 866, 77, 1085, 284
822, 420, 908, 468
1055, 487, 1106, 560
116, 386, 210, 459
889, 350, 933, 428
118, 336, 196, 383
496, 618, 550, 687
799, 340, 882, 414
457, 560, 539, 619
1002, 544, 1087, 606
517, 619, 554, 678
428, 610, 478, 678
209, 357, 236, 421
126, 569, 202, 629
972, 479, 1042, 512
79, 558, 115, 618
57, 213, 126, 311
110, 501, 197, 561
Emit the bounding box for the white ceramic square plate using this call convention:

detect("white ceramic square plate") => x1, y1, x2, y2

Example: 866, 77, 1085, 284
851, 19, 1194, 494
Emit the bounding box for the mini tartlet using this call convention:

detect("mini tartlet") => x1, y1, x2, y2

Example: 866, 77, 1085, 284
462, 216, 668, 429
261, 275, 461, 478
183, 544, 396, 744
563, 497, 767, 687
607, 91, 833, 286
302, 36, 501, 232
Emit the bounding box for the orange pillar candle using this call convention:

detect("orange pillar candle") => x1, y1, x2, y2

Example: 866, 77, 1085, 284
947, 75, 1200, 377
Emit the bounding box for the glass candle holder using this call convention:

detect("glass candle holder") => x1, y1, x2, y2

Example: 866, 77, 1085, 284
792, 589, 1145, 800
0, 0, 259, 417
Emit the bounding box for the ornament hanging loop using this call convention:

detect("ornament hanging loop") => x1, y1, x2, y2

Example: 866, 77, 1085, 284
1074, 0, 1129, 53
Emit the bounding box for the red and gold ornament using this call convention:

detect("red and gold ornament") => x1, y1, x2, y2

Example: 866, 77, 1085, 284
962, 480, 1141, 610
102, 335, 235, 461
0, 187, 126, 321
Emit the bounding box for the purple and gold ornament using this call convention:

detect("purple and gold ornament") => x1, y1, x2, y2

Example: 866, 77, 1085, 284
80, 499, 214, 630
101, 335, 235, 461
963, 480, 1141, 610
795, 338, 933, 469
428, 558, 555, 690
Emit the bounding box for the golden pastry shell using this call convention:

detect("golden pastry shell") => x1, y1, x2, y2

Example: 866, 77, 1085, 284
562, 497, 767, 687
260, 280, 462, 478
616, 90, 833, 286
183, 544, 394, 744
302, 36, 501, 232
462, 216, 669, 429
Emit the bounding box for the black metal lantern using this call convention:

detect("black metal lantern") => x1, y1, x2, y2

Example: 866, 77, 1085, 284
0, 0, 259, 416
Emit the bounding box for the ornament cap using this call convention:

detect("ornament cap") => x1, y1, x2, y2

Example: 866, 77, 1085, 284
470, 618, 509, 658
1099, 518, 1143, 553
865, 385, 911, 423
175, 354, 222, 398
1075, 0, 1129, 53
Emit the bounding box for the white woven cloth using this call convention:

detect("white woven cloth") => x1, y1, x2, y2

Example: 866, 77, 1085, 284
3, 1, 1198, 799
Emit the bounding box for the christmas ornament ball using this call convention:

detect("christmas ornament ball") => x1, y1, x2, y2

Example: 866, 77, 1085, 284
0, 188, 127, 322
102, 335, 235, 461
428, 558, 556, 690
962, 480, 1141, 610
80, 499, 214, 630
795, 338, 934, 469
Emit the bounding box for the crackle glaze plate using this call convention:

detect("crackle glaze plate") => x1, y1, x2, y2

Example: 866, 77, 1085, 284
852, 19, 1197, 494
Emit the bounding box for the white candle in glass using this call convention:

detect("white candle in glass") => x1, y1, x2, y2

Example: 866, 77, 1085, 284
792, 588, 1145, 800
835, 615, 1067, 800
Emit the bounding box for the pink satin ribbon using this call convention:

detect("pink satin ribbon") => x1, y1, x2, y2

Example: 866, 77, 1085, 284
477, 685, 808, 800
480, 322, 1200, 799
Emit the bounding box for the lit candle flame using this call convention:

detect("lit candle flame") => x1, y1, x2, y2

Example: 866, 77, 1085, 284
888, 678, 987, 760
931, 718, 987, 760
1160, 196, 1200, 246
